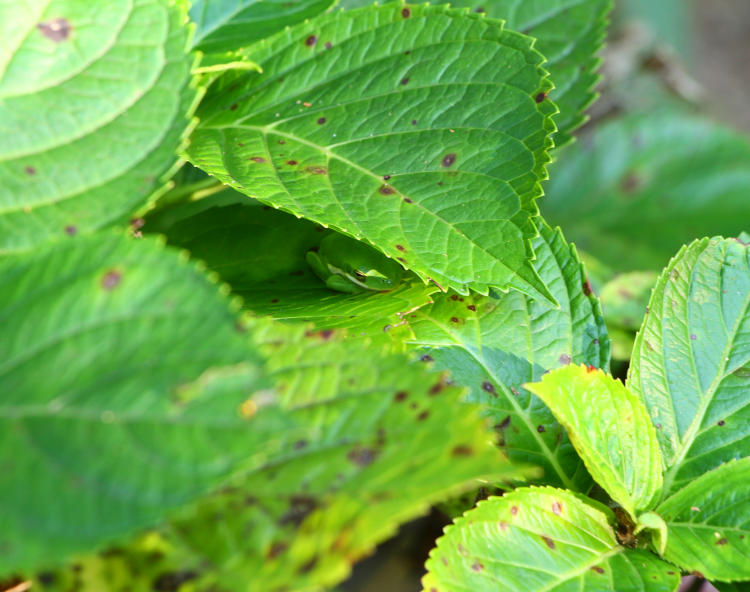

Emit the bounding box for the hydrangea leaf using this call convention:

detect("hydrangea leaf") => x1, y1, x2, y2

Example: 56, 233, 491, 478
656, 458, 750, 582
423, 487, 680, 592
0, 0, 198, 253
0, 232, 283, 574
190, 0, 336, 53
186, 3, 557, 301
543, 113, 750, 271
526, 365, 663, 517
405, 221, 609, 491
628, 237, 750, 497
38, 321, 532, 591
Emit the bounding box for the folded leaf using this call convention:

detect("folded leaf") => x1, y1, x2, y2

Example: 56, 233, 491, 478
657, 458, 750, 582
406, 221, 609, 491
0, 0, 197, 253
526, 365, 663, 516
0, 232, 277, 574
543, 112, 750, 271
423, 487, 680, 592
187, 4, 557, 300
190, 0, 336, 52
628, 237, 750, 496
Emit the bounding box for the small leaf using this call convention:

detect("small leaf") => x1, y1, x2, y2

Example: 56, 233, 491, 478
406, 221, 609, 490
635, 511, 668, 556
190, 0, 336, 52
656, 458, 750, 582
0, 0, 197, 253
187, 4, 557, 300
526, 365, 663, 516
543, 112, 750, 271
628, 237, 750, 496
423, 487, 681, 592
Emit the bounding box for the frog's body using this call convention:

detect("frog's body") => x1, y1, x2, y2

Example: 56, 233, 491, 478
306, 234, 403, 293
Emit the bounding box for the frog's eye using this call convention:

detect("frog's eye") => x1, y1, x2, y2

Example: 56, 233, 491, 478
353, 270, 367, 280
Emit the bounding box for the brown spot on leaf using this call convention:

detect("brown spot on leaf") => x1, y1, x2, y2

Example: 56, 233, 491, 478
620, 172, 641, 194
716, 537, 728, 546
280, 496, 318, 527
379, 184, 396, 195
38, 18, 72, 42
403, 197, 413, 203
420, 354, 433, 362
396, 244, 406, 251
286, 160, 298, 166
452, 445, 473, 457
537, 425, 546, 433
471, 562, 483, 572
317, 117, 326, 125
401, 77, 410, 85
305, 35, 317, 46
467, 304, 476, 311
24, 165, 37, 175
64, 225, 77, 236
250, 156, 266, 163
417, 410, 430, 421
541, 536, 556, 550
495, 416, 511, 431
718, 420, 725, 426
552, 501, 563, 515
325, 41, 332, 49
582, 279, 593, 295
481, 381, 496, 396
535, 92, 547, 103
101, 269, 122, 291
441, 153, 456, 167
401, 7, 411, 17
591, 566, 605, 574
411, 119, 417, 125
510, 506, 518, 516
450, 316, 460, 323
348, 446, 378, 467
429, 380, 445, 395
394, 391, 408, 402
267, 541, 288, 559
298, 557, 318, 574
229, 103, 238, 110
305, 165, 328, 175
559, 354, 571, 365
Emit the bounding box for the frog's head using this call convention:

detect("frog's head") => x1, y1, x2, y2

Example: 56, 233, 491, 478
306, 233, 404, 293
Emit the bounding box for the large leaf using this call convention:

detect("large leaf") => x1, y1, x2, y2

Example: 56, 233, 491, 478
406, 222, 609, 491
35, 321, 530, 591
628, 237, 750, 497
0, 232, 277, 574
0, 0, 198, 253
542, 112, 750, 271
187, 4, 557, 300
526, 365, 662, 516
190, 0, 336, 52
656, 458, 750, 582
338, 0, 611, 148
423, 487, 680, 592
145, 193, 439, 341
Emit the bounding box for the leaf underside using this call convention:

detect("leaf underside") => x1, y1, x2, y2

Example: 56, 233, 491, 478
406, 221, 609, 491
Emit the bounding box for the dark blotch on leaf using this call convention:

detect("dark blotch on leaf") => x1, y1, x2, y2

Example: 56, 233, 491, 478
620, 172, 641, 194
267, 541, 288, 559
718, 420, 726, 426
347, 446, 377, 467
541, 536, 556, 550
383, 174, 391, 180
379, 184, 396, 195
305, 165, 328, 175
420, 354, 433, 362
250, 156, 266, 163
510, 506, 518, 516
286, 160, 298, 165
403, 197, 413, 203
591, 566, 605, 574
279, 496, 318, 527
417, 410, 430, 421
471, 562, 483, 572
428, 380, 445, 395
411, 119, 417, 125
450, 316, 460, 323
298, 557, 318, 574
325, 41, 332, 49
495, 416, 511, 431
401, 7, 411, 17
229, 103, 238, 110
716, 538, 728, 545
24, 166, 37, 175
401, 77, 410, 85
481, 381, 496, 396
535, 92, 547, 103
467, 304, 476, 311
452, 445, 473, 457
101, 270, 122, 291
294, 439, 308, 449
537, 425, 546, 433
37, 18, 72, 42
582, 279, 593, 296
305, 35, 317, 46
317, 117, 326, 125
64, 225, 77, 236
152, 571, 198, 591
395, 244, 405, 251
552, 501, 563, 515
394, 391, 408, 402
441, 153, 456, 167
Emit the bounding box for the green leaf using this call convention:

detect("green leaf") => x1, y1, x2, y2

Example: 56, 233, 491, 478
187, 4, 558, 301
526, 365, 663, 516
0, 232, 277, 574
0, 0, 198, 254
628, 237, 750, 496
443, 0, 612, 148
406, 221, 609, 491
600, 271, 658, 332
423, 487, 681, 592
50, 322, 531, 591
542, 112, 750, 271
145, 194, 438, 342
190, 0, 336, 52
656, 458, 750, 582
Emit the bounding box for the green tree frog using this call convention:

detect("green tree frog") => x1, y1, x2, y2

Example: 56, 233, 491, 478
306, 234, 403, 293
